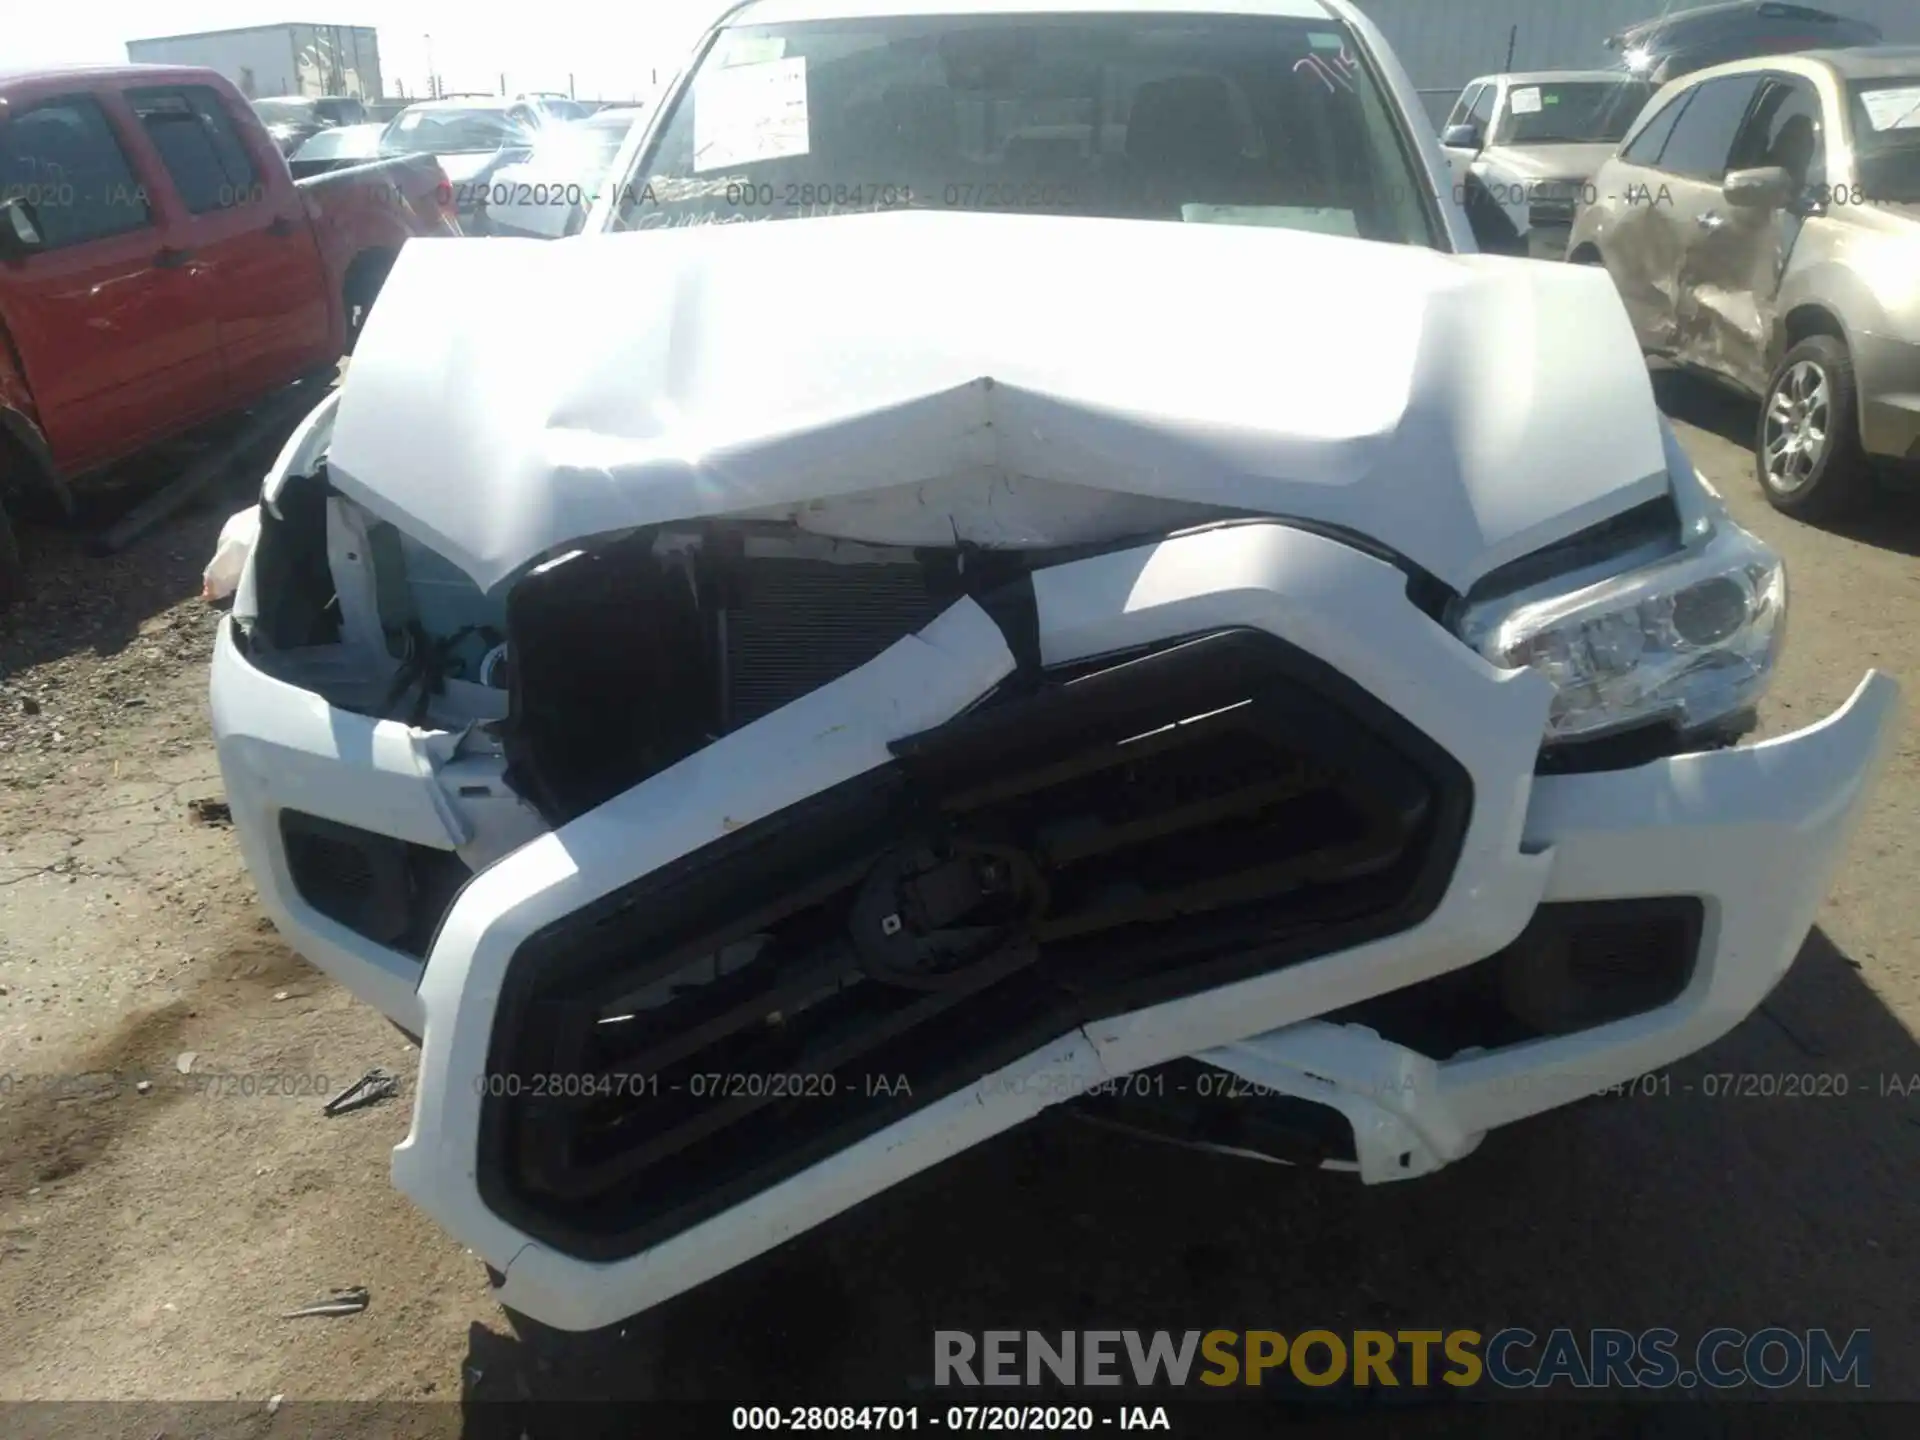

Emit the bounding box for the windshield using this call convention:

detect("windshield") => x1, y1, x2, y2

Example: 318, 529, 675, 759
609, 14, 1439, 247
1491, 80, 1654, 145
381, 107, 528, 155
534, 99, 591, 122
1849, 79, 1920, 203
313, 97, 365, 125
253, 99, 315, 123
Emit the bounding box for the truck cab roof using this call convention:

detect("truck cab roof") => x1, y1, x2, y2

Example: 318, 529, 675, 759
0, 62, 232, 92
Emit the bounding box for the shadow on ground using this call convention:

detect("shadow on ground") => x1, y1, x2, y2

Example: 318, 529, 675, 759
450, 925, 1919, 1420
1651, 366, 1920, 559
1, 408, 303, 674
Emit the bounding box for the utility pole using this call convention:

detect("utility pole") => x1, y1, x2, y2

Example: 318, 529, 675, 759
424, 33, 436, 99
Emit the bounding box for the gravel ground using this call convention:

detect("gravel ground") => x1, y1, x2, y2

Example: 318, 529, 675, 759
1, 372, 1916, 1432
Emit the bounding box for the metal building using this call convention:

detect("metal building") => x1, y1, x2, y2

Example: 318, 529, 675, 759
126, 23, 384, 101
1356, 0, 1920, 124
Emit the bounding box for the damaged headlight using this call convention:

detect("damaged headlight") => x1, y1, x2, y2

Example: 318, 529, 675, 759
1459, 521, 1786, 744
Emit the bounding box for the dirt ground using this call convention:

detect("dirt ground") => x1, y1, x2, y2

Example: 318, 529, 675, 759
1, 369, 1917, 1430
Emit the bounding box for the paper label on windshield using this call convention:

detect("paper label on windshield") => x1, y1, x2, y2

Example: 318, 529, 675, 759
1508, 86, 1543, 116
1859, 84, 1920, 131
716, 35, 787, 67
694, 57, 808, 173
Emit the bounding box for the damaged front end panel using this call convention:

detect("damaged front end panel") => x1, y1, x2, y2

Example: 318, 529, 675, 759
208, 203, 1899, 1335
237, 458, 1467, 1051
229, 432, 1289, 994
219, 432, 1898, 1333
228, 458, 534, 971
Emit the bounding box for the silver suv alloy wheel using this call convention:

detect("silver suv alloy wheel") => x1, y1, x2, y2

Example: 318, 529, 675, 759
1762, 358, 1830, 495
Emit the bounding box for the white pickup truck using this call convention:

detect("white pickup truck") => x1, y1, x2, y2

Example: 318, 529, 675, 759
209, 0, 1897, 1332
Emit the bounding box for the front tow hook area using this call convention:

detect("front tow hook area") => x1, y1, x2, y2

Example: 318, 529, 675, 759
1064, 1055, 1367, 1170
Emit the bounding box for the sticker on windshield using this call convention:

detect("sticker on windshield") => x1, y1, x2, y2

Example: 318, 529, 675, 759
694, 56, 809, 173
1181, 204, 1359, 237
716, 34, 788, 67
1509, 86, 1543, 115
1858, 84, 1920, 131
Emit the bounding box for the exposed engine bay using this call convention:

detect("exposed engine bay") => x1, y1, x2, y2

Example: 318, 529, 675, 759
236, 459, 1302, 959
240, 461, 1263, 820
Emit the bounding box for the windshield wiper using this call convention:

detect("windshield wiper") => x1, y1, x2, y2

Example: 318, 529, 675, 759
612, 192, 948, 233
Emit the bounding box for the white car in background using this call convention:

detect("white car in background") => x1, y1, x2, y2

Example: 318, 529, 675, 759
515, 92, 593, 124
210, 0, 1897, 1332
479, 107, 646, 238
375, 98, 554, 230
377, 98, 542, 186
1440, 70, 1657, 257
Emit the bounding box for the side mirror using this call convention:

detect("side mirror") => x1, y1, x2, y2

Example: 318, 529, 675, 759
1722, 165, 1795, 210
0, 195, 45, 258
1441, 122, 1483, 150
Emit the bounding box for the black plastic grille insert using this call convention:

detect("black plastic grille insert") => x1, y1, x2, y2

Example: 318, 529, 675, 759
477, 627, 1471, 1260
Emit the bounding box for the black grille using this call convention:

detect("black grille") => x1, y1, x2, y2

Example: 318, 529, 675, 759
280, 810, 472, 958
725, 559, 950, 726
478, 628, 1470, 1260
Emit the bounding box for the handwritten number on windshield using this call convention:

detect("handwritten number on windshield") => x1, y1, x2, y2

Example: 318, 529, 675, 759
1294, 46, 1358, 95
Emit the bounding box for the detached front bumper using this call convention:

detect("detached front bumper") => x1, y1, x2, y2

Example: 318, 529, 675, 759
171, 520, 1874, 1334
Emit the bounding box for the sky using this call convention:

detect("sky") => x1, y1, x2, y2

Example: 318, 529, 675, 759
15, 2, 728, 100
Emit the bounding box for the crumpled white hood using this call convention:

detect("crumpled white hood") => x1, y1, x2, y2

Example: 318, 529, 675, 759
327, 210, 1669, 593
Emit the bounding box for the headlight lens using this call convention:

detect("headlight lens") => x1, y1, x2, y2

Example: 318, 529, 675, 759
1459, 521, 1786, 744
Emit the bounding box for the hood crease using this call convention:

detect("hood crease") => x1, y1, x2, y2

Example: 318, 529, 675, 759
325, 210, 1671, 592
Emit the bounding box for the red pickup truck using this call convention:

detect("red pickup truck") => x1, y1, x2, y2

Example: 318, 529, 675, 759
0, 64, 459, 603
